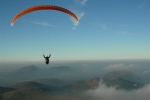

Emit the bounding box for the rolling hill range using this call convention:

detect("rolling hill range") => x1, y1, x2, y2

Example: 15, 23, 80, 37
0, 75, 144, 100
0, 65, 147, 87
0, 65, 76, 86
0, 65, 146, 100
103, 71, 145, 84
0, 86, 14, 94
1, 80, 89, 100
12, 81, 58, 90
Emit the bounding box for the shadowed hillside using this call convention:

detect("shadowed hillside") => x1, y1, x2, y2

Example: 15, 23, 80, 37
103, 71, 143, 84
34, 78, 69, 86
12, 81, 56, 90
0, 86, 14, 94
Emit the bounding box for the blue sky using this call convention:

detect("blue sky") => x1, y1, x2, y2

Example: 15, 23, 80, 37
0, 0, 150, 62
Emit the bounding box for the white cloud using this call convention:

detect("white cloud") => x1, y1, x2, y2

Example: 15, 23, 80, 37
138, 3, 145, 9
71, 0, 87, 30
70, 12, 84, 29
102, 63, 136, 72
142, 71, 149, 75
99, 24, 107, 30
30, 21, 53, 27
71, 17, 79, 26
94, 23, 107, 30
86, 80, 150, 100
117, 31, 138, 35
77, 12, 85, 20
74, 0, 88, 6
81, 0, 88, 5
70, 0, 87, 30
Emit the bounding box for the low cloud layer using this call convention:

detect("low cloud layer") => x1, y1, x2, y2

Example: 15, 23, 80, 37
102, 63, 136, 72
86, 80, 150, 100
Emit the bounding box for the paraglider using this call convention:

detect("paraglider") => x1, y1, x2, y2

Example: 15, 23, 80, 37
43, 54, 51, 64
11, 5, 78, 64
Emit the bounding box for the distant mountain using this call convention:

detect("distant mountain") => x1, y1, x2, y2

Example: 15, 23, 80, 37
46, 66, 75, 74
34, 78, 69, 86
62, 75, 143, 91
1, 65, 75, 86
103, 71, 133, 79
103, 71, 142, 84
76, 78, 100, 89
103, 78, 143, 90
14, 65, 41, 73
2, 87, 52, 100
1, 87, 87, 100
11, 77, 101, 92
12, 81, 59, 93
50, 66, 74, 71
12, 81, 51, 89
0, 76, 145, 100
58, 76, 143, 91
1, 80, 87, 100
0, 86, 14, 94
7, 65, 41, 78
60, 78, 101, 91
0, 66, 144, 90
1, 65, 42, 86
102, 71, 144, 90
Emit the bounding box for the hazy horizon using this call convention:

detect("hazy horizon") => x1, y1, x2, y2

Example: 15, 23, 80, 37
1, 59, 150, 82
1, 59, 150, 100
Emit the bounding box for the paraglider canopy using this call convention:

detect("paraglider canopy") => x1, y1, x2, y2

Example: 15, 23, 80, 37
11, 5, 78, 26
